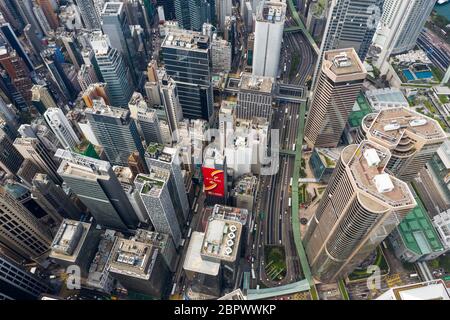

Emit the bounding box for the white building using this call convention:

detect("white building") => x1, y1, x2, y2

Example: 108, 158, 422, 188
377, 280, 450, 300
433, 209, 450, 252
365, 88, 409, 111
252, 0, 286, 78
44, 108, 81, 150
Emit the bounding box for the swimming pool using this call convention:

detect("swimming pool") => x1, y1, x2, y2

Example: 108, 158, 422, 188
402, 69, 415, 81
415, 71, 433, 79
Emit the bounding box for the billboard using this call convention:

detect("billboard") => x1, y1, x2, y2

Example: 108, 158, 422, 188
202, 167, 225, 197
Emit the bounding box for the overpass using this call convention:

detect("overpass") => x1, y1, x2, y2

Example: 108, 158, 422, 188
247, 279, 310, 300
290, 101, 319, 299
284, 26, 303, 33
286, 0, 320, 55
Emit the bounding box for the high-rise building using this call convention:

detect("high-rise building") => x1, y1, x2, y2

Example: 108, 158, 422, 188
237, 73, 274, 121
305, 48, 366, 148
107, 232, 172, 298
128, 151, 147, 177
55, 149, 140, 231
211, 34, 232, 73
0, 46, 33, 106
145, 144, 190, 223
373, 0, 437, 73
156, 0, 176, 20
0, 186, 52, 260
376, 280, 450, 300
162, 30, 213, 121
90, 32, 135, 107
0, 253, 50, 300
76, 0, 102, 30
77, 64, 100, 92
129, 92, 163, 146
13, 137, 62, 185
252, 0, 286, 78
35, 0, 59, 30
174, 0, 216, 31
85, 101, 147, 169
360, 107, 447, 182
304, 140, 417, 283
31, 173, 81, 220
0, 130, 23, 176
312, 0, 383, 87
0, 21, 34, 71
44, 108, 81, 151
157, 70, 184, 139
135, 170, 182, 247
216, 0, 232, 32
31, 85, 57, 115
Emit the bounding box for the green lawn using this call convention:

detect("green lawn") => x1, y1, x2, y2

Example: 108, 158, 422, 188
265, 246, 287, 280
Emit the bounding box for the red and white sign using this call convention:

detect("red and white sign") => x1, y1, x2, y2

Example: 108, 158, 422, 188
202, 167, 225, 197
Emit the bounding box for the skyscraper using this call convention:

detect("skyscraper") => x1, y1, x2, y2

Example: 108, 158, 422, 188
44, 108, 81, 150
135, 170, 182, 246
372, 0, 437, 72
31, 85, 57, 115
76, 0, 102, 30
252, 0, 286, 78
55, 149, 140, 231
174, 0, 216, 31
0, 130, 23, 176
90, 32, 134, 107
304, 140, 416, 283
360, 107, 447, 182
305, 48, 366, 148
162, 30, 213, 121
13, 137, 63, 185
312, 0, 383, 87
85, 101, 147, 169
31, 173, 81, 220
157, 70, 184, 139
35, 0, 59, 30
0, 186, 52, 260
0, 21, 34, 71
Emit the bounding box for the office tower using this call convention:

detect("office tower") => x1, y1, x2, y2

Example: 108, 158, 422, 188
90, 32, 134, 107
44, 108, 80, 151
252, 0, 286, 78
41, 48, 78, 101
56, 149, 140, 231
0, 130, 23, 176
101, 2, 139, 83
305, 48, 366, 148
360, 107, 447, 182
76, 0, 102, 30
211, 34, 232, 73
312, 0, 383, 87
162, 30, 213, 121
137, 105, 163, 146
0, 47, 33, 106
174, 0, 215, 31
17, 159, 39, 187
30, 85, 57, 115
14, 0, 44, 38
373, 0, 437, 73
156, 0, 176, 20
0, 186, 52, 260
35, 0, 58, 30
77, 64, 100, 91
158, 71, 184, 138
13, 137, 62, 185
32, 3, 52, 36
32, 173, 81, 220
217, 0, 232, 32
85, 101, 147, 169
0, 21, 34, 71
145, 144, 190, 223
49, 219, 101, 277
81, 83, 110, 108
304, 140, 416, 283
237, 73, 274, 120
134, 170, 182, 246
0, 253, 50, 300
58, 33, 85, 70
107, 233, 171, 298
0, 0, 26, 31
23, 24, 43, 58
18, 120, 63, 155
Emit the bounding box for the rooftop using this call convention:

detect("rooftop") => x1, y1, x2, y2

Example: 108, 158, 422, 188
348, 93, 373, 128
377, 280, 450, 300
233, 175, 258, 195
211, 204, 249, 226
367, 107, 446, 146
201, 215, 243, 263
50, 220, 91, 262
85, 100, 131, 120
183, 232, 220, 276
163, 30, 209, 52
323, 48, 366, 78
136, 169, 168, 197
102, 2, 123, 15
88, 230, 117, 285
436, 140, 450, 169
342, 141, 416, 210
398, 196, 444, 256
365, 88, 409, 110
239, 73, 274, 93
108, 237, 159, 280
257, 0, 287, 22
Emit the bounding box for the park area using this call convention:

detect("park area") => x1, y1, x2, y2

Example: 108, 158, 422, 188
265, 245, 287, 281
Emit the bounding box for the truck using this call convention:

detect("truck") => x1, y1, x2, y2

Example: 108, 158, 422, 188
288, 198, 292, 207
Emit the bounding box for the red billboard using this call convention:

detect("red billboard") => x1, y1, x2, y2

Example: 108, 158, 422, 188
202, 167, 225, 197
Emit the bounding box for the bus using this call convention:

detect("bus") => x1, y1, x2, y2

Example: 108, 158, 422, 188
288, 198, 292, 207
194, 203, 199, 214
187, 228, 192, 238
289, 178, 293, 187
